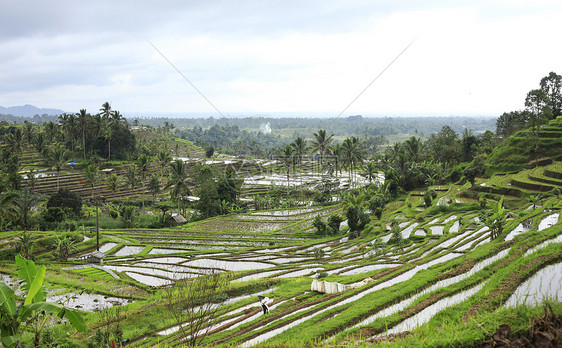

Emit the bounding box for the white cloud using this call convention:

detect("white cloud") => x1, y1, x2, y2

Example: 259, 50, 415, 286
1, 0, 561, 116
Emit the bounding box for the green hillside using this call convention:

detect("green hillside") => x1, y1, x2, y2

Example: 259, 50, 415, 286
487, 116, 562, 174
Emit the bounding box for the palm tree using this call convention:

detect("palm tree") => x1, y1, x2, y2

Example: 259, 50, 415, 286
124, 166, 141, 193
310, 129, 334, 171
290, 137, 308, 175
404, 136, 422, 163
342, 136, 366, 188
279, 145, 294, 193
83, 164, 102, 198
76, 109, 90, 159
23, 122, 34, 146
106, 173, 120, 192
0, 190, 18, 231
5, 128, 23, 155
15, 189, 39, 230
158, 148, 173, 175
362, 162, 379, 185
33, 132, 46, 155
328, 143, 344, 177
25, 168, 38, 190
100, 101, 112, 120
45, 121, 57, 143
137, 154, 152, 207
148, 176, 161, 201
47, 143, 67, 190
167, 159, 191, 214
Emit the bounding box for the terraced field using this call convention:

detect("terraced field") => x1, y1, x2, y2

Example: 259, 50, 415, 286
1, 184, 560, 346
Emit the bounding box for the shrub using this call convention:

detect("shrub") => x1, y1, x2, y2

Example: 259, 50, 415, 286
46, 189, 82, 217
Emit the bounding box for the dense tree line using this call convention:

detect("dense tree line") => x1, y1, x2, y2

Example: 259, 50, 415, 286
496, 72, 562, 138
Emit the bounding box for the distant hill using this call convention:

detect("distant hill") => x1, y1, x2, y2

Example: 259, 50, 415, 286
0, 104, 65, 117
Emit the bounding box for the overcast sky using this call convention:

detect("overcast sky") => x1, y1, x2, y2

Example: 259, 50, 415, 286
1, 0, 562, 117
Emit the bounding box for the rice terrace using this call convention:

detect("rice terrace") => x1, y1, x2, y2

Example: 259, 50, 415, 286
2, 3, 562, 346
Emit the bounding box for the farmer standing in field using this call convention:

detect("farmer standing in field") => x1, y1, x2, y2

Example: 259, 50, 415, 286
258, 295, 269, 314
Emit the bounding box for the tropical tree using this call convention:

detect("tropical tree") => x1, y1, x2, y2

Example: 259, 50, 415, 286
106, 173, 120, 192
83, 164, 102, 198
310, 129, 334, 171
46, 144, 67, 190
157, 148, 173, 175
539, 71, 562, 118
0, 255, 86, 347
403, 136, 423, 163
342, 136, 366, 188
148, 176, 161, 201
291, 137, 308, 174
55, 235, 74, 262
279, 145, 294, 192
167, 159, 191, 214
76, 109, 90, 158
23, 122, 34, 146
25, 168, 38, 190
15, 189, 39, 230
32, 132, 46, 155
124, 166, 140, 192
0, 190, 18, 231
4, 128, 23, 155
44, 121, 57, 143
361, 162, 379, 185
479, 196, 507, 241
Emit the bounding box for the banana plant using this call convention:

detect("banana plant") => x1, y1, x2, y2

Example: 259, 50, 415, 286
479, 196, 507, 241
0, 255, 85, 347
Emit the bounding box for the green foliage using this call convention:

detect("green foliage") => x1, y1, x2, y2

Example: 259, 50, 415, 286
423, 191, 433, 207
120, 206, 137, 228
46, 189, 82, 217
479, 196, 507, 240
0, 256, 85, 347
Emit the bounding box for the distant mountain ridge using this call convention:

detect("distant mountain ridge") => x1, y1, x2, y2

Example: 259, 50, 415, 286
0, 104, 65, 117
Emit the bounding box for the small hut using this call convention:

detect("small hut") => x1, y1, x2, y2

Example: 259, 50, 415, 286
83, 251, 106, 264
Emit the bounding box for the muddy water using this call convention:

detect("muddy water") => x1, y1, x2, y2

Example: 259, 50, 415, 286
235, 270, 284, 282
182, 259, 274, 271
340, 264, 401, 276
275, 268, 324, 278
125, 272, 174, 286
48, 292, 131, 312
537, 213, 559, 231
505, 219, 533, 241
148, 248, 186, 255
114, 246, 145, 257
401, 223, 420, 238
352, 249, 509, 329
504, 262, 562, 307
99, 242, 118, 253
158, 289, 277, 336
429, 225, 445, 235
241, 251, 465, 346
524, 234, 562, 257
382, 281, 488, 335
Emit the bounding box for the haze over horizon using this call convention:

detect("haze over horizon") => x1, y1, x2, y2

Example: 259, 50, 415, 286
2, 1, 562, 117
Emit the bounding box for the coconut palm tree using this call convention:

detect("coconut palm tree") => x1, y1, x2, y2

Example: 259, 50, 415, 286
0, 190, 18, 231
106, 173, 120, 192
362, 161, 379, 185
4, 128, 23, 155
404, 136, 423, 163
290, 137, 308, 175
342, 136, 366, 188
124, 166, 141, 193
76, 109, 90, 159
47, 143, 67, 190
279, 145, 294, 193
137, 154, 152, 207
45, 120, 57, 143
83, 164, 102, 198
309, 129, 334, 171
158, 148, 173, 175
15, 189, 39, 230
167, 159, 191, 214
